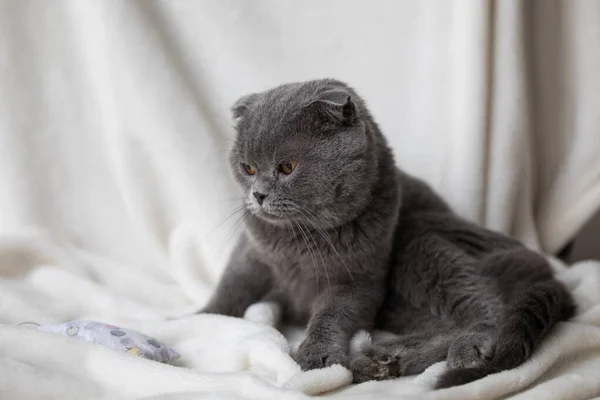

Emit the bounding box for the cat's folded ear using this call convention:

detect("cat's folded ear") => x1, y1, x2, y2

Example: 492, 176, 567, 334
307, 89, 357, 126
231, 93, 260, 120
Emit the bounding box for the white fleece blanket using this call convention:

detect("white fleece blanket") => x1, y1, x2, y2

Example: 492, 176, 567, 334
1, 237, 600, 400
1, 1, 600, 399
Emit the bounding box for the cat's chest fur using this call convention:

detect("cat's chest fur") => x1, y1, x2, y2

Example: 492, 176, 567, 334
247, 222, 335, 281
245, 219, 362, 323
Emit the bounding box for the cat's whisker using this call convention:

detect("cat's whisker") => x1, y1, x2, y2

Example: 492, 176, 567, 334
299, 219, 332, 296
295, 205, 355, 283
214, 209, 249, 260
209, 205, 247, 237
229, 210, 250, 241
295, 220, 326, 295
288, 221, 319, 293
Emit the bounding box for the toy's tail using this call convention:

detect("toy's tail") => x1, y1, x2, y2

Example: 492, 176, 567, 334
436, 280, 575, 389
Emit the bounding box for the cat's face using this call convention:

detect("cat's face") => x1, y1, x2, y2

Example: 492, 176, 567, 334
229, 80, 378, 228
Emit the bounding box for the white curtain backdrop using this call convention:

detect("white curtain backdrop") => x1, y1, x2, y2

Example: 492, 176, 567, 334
1, 1, 599, 399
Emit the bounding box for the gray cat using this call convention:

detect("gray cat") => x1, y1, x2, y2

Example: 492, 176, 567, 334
201, 79, 575, 388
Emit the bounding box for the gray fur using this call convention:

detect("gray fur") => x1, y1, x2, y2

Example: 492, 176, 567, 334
201, 79, 575, 388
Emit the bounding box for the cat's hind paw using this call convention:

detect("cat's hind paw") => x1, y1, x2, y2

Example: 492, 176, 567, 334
350, 345, 401, 383
447, 332, 496, 369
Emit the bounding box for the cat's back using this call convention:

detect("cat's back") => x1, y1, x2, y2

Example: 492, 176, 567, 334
393, 172, 521, 255
397, 172, 452, 216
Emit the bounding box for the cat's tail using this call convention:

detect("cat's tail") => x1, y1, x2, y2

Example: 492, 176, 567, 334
436, 279, 575, 389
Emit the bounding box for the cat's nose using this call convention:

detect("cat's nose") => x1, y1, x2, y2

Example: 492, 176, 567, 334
253, 192, 268, 205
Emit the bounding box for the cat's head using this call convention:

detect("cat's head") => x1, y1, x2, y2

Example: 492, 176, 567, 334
229, 79, 379, 228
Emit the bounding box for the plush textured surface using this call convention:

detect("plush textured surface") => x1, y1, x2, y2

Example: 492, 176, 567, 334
1, 1, 600, 399
1, 254, 600, 399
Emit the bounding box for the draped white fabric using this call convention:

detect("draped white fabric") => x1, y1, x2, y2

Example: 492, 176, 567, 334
1, 1, 599, 399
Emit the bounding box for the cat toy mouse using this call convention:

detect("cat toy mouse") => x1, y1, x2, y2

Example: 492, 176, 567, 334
19, 320, 180, 364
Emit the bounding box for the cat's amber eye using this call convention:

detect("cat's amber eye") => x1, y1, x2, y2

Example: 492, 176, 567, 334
242, 163, 256, 175
279, 161, 297, 175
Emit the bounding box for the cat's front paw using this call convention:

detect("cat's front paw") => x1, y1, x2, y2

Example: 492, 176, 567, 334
294, 339, 348, 370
